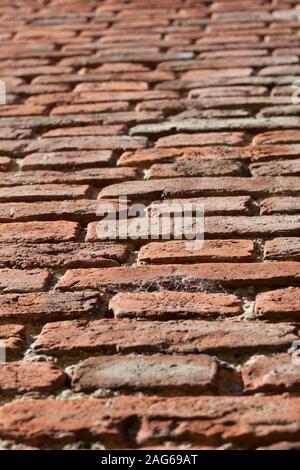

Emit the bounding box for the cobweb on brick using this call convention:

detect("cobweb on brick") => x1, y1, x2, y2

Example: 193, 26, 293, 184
102, 274, 225, 294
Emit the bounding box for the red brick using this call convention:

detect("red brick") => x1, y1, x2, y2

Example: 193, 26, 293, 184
0, 139, 32, 155
25, 92, 72, 106
0, 362, 66, 394
0, 324, 25, 358
264, 238, 300, 261
253, 130, 300, 145
0, 290, 101, 323
73, 90, 177, 103
27, 136, 147, 152
0, 242, 128, 269
0, 168, 138, 187
250, 159, 300, 177
0, 157, 12, 172
146, 160, 244, 178
188, 85, 267, 99
0, 221, 80, 244
87, 215, 300, 241
0, 199, 127, 224
181, 68, 253, 80
99, 177, 300, 200
0, 128, 32, 139
20, 151, 114, 170
0, 105, 46, 117
117, 145, 300, 167
242, 354, 300, 393
56, 263, 300, 292
260, 197, 300, 215
33, 319, 297, 356
138, 240, 255, 264
0, 268, 50, 293
0, 184, 92, 202
50, 102, 130, 116
41, 125, 126, 138
1, 396, 300, 447
156, 132, 247, 147
76, 81, 149, 91
255, 287, 300, 320
259, 65, 300, 76
109, 291, 242, 320
148, 196, 252, 216
72, 355, 219, 394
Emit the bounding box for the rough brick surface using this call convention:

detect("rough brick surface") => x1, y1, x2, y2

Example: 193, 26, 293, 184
33, 319, 297, 356
138, 240, 255, 263
72, 355, 219, 394
2, 396, 300, 448
255, 287, 300, 320
0, 290, 102, 323
2, 0, 300, 451
109, 291, 243, 320
56, 263, 300, 291
0, 361, 66, 394
242, 354, 300, 393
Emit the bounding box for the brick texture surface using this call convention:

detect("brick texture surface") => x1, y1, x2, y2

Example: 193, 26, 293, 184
1, 0, 300, 451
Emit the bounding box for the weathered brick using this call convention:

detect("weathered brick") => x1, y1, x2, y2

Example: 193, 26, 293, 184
87, 215, 300, 241
41, 125, 126, 138
0, 269, 50, 293
27, 136, 147, 152
188, 85, 267, 99
250, 159, 300, 177
242, 354, 300, 393
138, 240, 255, 264
33, 319, 297, 356
0, 184, 92, 202
0, 242, 128, 269
109, 291, 242, 320
0, 361, 66, 394
255, 287, 300, 320
99, 177, 300, 200
0, 168, 138, 187
50, 102, 130, 116
181, 68, 253, 80
0, 324, 25, 358
0, 139, 32, 155
264, 238, 300, 261
75, 80, 149, 91
72, 355, 218, 394
20, 151, 114, 170
118, 145, 300, 167
56, 263, 300, 292
73, 90, 177, 103
0, 128, 32, 140
0, 105, 46, 117
0, 198, 127, 224
1, 396, 300, 447
130, 118, 300, 136
261, 197, 300, 215
146, 160, 244, 178
0, 290, 101, 323
156, 132, 247, 147
0, 157, 12, 172
0, 221, 80, 244
253, 130, 300, 145
148, 196, 253, 216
